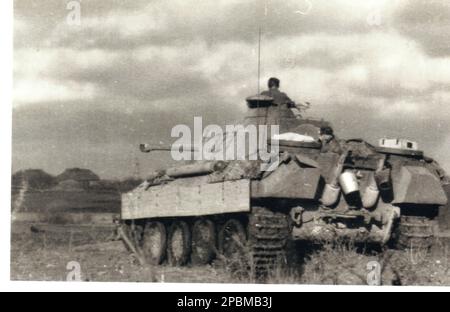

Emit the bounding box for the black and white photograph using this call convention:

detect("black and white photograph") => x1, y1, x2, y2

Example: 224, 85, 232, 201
5, 0, 450, 290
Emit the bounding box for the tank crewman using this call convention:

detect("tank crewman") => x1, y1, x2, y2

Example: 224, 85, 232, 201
319, 126, 343, 154
261, 77, 295, 108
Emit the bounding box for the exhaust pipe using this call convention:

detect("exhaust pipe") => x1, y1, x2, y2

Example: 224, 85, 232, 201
321, 152, 347, 207
362, 157, 386, 209
362, 173, 380, 209
375, 168, 392, 192
322, 154, 387, 209
339, 171, 360, 195
321, 183, 341, 207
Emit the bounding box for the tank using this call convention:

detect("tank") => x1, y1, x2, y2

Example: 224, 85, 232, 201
119, 93, 449, 274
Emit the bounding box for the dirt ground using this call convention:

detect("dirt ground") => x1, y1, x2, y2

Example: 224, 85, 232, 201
10, 222, 450, 286
11, 223, 234, 283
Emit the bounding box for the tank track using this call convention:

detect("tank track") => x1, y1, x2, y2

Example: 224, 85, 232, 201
395, 216, 435, 250
248, 207, 290, 276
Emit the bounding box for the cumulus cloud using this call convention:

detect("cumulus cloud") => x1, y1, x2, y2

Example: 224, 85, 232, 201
16, 0, 402, 50
394, 0, 450, 57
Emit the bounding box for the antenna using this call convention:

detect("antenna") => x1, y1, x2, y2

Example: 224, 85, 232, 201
258, 1, 268, 95
133, 155, 140, 179
258, 27, 262, 95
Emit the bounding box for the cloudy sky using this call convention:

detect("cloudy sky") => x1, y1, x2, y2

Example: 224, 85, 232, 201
13, 0, 450, 179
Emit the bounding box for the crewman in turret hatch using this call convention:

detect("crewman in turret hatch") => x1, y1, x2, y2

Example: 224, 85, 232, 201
261, 77, 295, 108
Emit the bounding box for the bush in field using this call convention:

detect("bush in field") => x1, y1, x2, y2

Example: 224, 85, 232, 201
299, 242, 371, 285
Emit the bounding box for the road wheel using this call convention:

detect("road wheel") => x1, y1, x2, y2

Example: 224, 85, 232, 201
191, 219, 216, 265
142, 222, 167, 265
219, 219, 247, 259
168, 221, 192, 266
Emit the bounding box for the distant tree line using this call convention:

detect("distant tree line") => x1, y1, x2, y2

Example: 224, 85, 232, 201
12, 170, 56, 190
12, 169, 143, 194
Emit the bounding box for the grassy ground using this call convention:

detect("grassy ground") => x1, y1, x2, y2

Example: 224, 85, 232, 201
10, 223, 450, 285
297, 242, 450, 286
11, 224, 233, 283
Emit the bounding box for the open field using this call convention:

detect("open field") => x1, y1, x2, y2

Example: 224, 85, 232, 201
12, 212, 117, 226
11, 221, 450, 285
